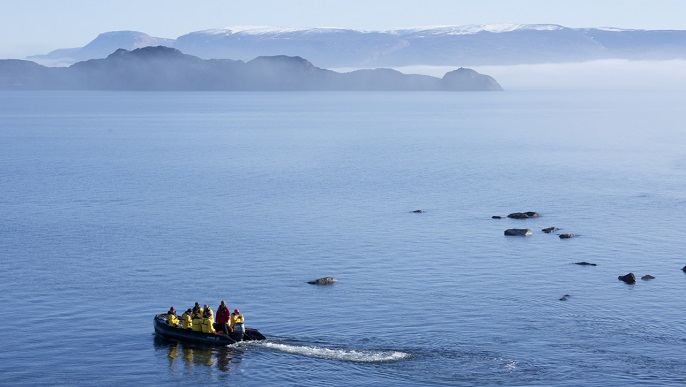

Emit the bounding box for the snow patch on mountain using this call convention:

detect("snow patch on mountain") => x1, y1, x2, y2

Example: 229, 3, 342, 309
390, 24, 566, 35
592, 27, 635, 32
193, 24, 567, 37
197, 26, 356, 36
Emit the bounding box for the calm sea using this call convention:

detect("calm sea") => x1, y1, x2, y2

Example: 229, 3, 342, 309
0, 90, 684, 386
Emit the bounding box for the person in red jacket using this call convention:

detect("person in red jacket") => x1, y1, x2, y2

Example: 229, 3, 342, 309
215, 300, 231, 335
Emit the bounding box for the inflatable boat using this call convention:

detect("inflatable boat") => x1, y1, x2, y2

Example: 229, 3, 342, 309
153, 314, 266, 345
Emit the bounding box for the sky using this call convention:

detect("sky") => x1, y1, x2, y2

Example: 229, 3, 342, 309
1, 0, 686, 59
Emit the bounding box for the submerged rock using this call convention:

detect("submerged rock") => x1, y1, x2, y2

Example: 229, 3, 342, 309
682, 266, 686, 273
307, 277, 337, 285
411, 209, 425, 213
559, 294, 571, 301
504, 228, 532, 236
542, 227, 559, 234
641, 275, 655, 281
492, 215, 502, 219
507, 212, 541, 219
575, 262, 597, 266
618, 273, 637, 284
559, 233, 576, 239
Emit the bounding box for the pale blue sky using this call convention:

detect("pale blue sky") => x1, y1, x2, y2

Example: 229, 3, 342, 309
1, 0, 685, 59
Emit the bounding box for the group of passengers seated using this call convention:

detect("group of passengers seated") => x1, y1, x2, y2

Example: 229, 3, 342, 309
166, 300, 245, 341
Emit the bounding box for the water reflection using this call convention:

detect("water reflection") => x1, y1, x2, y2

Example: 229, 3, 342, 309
154, 336, 243, 373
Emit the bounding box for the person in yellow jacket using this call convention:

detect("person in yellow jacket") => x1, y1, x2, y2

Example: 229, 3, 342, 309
180, 308, 193, 329
167, 307, 180, 327
229, 309, 245, 341
192, 302, 203, 317
191, 303, 204, 332
202, 305, 216, 334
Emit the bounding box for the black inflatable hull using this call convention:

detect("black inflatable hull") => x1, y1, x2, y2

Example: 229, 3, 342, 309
153, 314, 266, 345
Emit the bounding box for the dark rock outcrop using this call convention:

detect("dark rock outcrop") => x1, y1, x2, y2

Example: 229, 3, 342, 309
307, 277, 337, 285
575, 262, 597, 266
618, 273, 637, 284
542, 227, 559, 233
504, 228, 533, 236
441, 67, 503, 91
559, 294, 571, 301
492, 216, 502, 219
641, 275, 655, 281
507, 212, 541, 219
682, 266, 686, 273
559, 233, 576, 239
411, 210, 425, 213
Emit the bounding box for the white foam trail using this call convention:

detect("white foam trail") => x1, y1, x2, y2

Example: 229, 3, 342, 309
257, 342, 410, 363
504, 359, 518, 372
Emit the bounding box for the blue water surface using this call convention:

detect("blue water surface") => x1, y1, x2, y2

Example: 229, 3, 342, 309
0, 90, 685, 386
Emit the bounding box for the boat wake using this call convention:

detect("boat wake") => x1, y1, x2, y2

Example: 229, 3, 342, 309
255, 342, 410, 363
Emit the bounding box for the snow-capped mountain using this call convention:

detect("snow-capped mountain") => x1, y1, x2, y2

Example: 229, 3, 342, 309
26, 25, 686, 67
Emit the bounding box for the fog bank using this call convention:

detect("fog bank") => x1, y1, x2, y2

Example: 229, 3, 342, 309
386, 60, 686, 91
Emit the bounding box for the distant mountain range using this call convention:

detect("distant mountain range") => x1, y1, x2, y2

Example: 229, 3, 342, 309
27, 25, 686, 68
0, 46, 502, 91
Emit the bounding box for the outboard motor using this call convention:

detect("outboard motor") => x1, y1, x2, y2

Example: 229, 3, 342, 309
232, 322, 245, 342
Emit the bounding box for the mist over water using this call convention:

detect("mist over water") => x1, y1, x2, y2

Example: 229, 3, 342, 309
392, 59, 686, 90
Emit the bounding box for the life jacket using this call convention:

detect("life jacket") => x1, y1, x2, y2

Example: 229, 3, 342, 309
191, 316, 204, 332
202, 316, 216, 334
181, 312, 192, 329
230, 313, 244, 329
167, 313, 180, 327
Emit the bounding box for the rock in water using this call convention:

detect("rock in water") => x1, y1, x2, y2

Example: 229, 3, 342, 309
507, 212, 541, 219
504, 228, 532, 236
575, 262, 597, 266
411, 209, 424, 213
559, 233, 576, 239
542, 227, 559, 233
492, 216, 502, 219
641, 275, 655, 281
682, 266, 686, 273
559, 294, 571, 301
307, 277, 337, 285
618, 273, 636, 284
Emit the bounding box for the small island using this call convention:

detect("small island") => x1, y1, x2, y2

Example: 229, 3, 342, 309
0, 46, 503, 91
